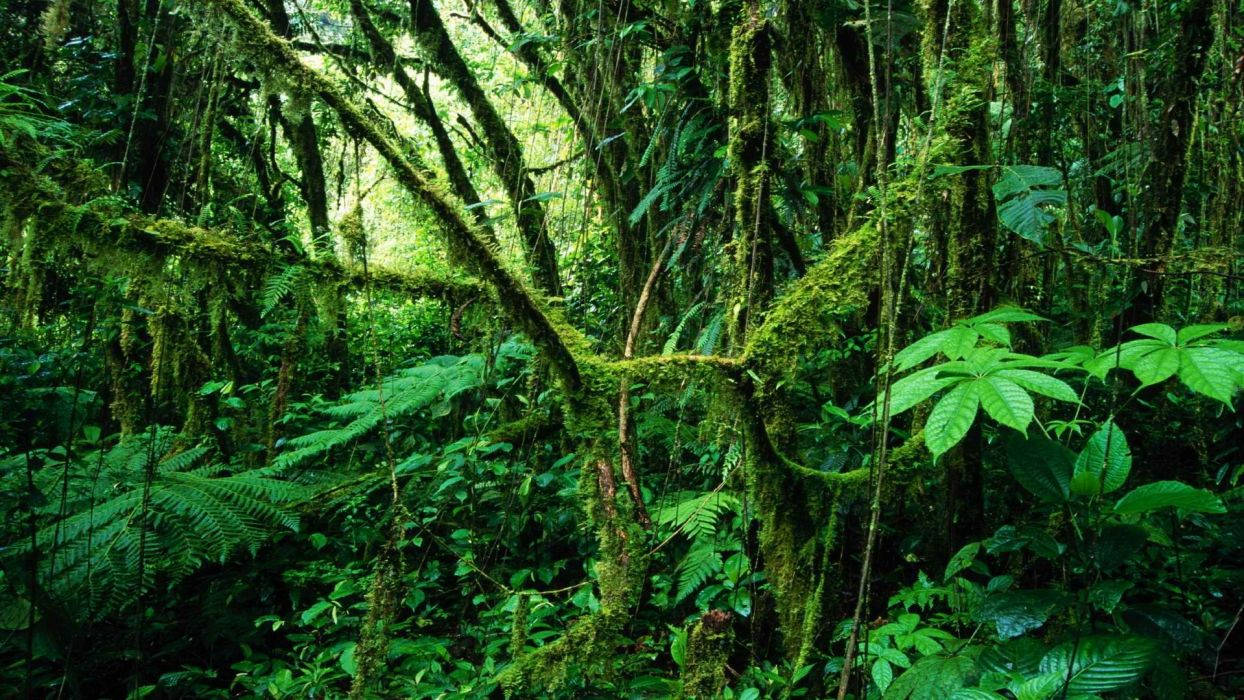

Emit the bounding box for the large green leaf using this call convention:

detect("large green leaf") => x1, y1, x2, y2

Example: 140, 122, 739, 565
1130, 323, 1176, 344
977, 638, 1046, 677
1177, 347, 1241, 406
1038, 636, 1155, 695
991, 369, 1079, 403
1132, 347, 1180, 387
975, 589, 1067, 640
1113, 480, 1226, 515
976, 377, 1034, 432
1176, 323, 1228, 344
1004, 433, 1073, 503
992, 165, 1066, 245
884, 655, 977, 700
885, 369, 963, 417
894, 329, 956, 372
1070, 421, 1131, 496
926, 381, 981, 458
943, 326, 981, 360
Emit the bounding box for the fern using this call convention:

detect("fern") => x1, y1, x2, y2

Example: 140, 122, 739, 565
674, 540, 723, 603
2, 428, 306, 620
696, 312, 725, 355
663, 302, 705, 355
259, 263, 308, 317
653, 490, 741, 540
273, 354, 485, 469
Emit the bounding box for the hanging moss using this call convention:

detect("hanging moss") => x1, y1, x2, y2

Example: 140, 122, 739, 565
509, 593, 531, 658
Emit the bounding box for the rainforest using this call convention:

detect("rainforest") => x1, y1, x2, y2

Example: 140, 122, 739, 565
1, 0, 1242, 696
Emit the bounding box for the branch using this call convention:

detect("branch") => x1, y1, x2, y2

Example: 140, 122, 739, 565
205, 0, 585, 390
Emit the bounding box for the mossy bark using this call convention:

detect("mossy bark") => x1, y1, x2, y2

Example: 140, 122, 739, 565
407, 0, 562, 297
727, 0, 775, 350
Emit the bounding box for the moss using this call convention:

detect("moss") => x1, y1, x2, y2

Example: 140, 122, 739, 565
349, 505, 409, 699
509, 593, 531, 658
680, 610, 732, 698
497, 452, 646, 695
727, 1, 775, 347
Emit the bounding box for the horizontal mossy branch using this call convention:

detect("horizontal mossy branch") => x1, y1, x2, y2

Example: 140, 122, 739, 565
202, 0, 584, 390
0, 146, 484, 305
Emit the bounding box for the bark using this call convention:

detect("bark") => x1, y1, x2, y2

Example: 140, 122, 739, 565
1131, 0, 1215, 321
408, 0, 562, 296
348, 0, 497, 243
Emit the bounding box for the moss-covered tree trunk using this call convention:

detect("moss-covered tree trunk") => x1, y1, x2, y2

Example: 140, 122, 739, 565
407, 0, 562, 297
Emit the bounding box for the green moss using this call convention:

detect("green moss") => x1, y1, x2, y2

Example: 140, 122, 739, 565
497, 452, 646, 695
349, 505, 409, 699
680, 611, 732, 698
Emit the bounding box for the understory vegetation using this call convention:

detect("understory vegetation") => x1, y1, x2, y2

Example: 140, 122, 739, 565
0, 0, 1241, 696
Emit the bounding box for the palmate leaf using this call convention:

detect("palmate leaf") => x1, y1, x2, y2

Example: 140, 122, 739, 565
883, 368, 961, 417
1177, 346, 1240, 406
1084, 324, 1242, 404
991, 369, 1079, 403
1070, 420, 1131, 496
1038, 636, 1155, 695
894, 329, 958, 372
1132, 347, 1180, 386
925, 380, 980, 458
976, 376, 1034, 433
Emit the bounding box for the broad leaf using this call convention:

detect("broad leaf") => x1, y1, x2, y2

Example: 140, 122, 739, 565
1038, 636, 1155, 695
1070, 421, 1131, 496
884, 369, 962, 417
966, 307, 1046, 324
993, 165, 1066, 244
1113, 480, 1226, 515
1130, 323, 1176, 344
977, 637, 1046, 677
894, 329, 955, 372
1004, 433, 1073, 503
926, 381, 981, 458
976, 376, 1034, 433
992, 369, 1079, 403
944, 541, 981, 581
1132, 347, 1180, 387
1177, 347, 1241, 406
884, 655, 976, 700
1175, 323, 1227, 344
975, 589, 1067, 639
943, 326, 981, 360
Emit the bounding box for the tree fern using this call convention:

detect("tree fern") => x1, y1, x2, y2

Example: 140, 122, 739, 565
2, 428, 306, 621
274, 354, 485, 469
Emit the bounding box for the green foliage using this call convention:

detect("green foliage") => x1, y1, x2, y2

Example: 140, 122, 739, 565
1, 428, 305, 619
274, 354, 484, 469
